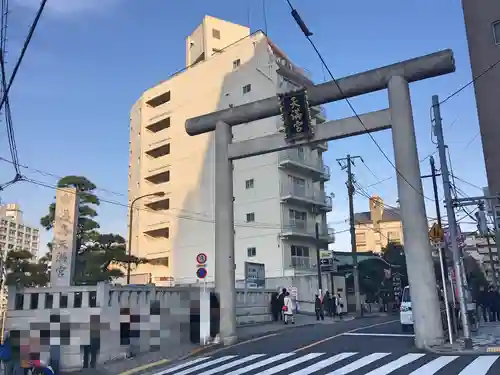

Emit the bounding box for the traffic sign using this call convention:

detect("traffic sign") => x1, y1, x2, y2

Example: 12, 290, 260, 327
196, 267, 207, 279
429, 223, 444, 241
196, 253, 207, 264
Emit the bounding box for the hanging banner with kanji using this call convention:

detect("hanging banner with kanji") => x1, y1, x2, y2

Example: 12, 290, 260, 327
278, 89, 314, 142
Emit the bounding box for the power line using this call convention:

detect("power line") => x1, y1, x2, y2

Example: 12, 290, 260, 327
20, 176, 352, 235
0, 156, 352, 229
284, 0, 434, 203
0, 0, 47, 113
439, 57, 500, 107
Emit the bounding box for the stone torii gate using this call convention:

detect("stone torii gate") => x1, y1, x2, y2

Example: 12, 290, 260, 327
185, 49, 456, 349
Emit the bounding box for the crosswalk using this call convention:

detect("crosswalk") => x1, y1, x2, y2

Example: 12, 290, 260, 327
154, 352, 500, 375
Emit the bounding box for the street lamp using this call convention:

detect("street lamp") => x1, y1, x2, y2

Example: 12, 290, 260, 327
127, 191, 165, 284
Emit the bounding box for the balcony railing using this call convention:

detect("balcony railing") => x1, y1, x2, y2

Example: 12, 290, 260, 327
320, 226, 335, 243
282, 219, 335, 244
281, 184, 333, 212
278, 150, 330, 181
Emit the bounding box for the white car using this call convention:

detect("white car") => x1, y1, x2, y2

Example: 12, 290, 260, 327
400, 286, 414, 332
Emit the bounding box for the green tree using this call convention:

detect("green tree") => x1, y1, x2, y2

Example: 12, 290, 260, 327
4, 250, 49, 287
357, 257, 387, 302
75, 233, 147, 285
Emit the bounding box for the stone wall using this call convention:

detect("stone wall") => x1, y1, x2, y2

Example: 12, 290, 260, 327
5, 283, 274, 371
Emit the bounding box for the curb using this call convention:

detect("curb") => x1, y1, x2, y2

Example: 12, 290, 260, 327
424, 344, 500, 356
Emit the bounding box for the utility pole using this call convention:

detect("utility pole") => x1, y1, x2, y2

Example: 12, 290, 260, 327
429, 156, 447, 273
315, 222, 322, 295
425, 156, 454, 342
432, 95, 472, 348
338, 154, 363, 316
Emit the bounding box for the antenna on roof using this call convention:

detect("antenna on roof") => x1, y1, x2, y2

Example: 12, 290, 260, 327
262, 0, 268, 35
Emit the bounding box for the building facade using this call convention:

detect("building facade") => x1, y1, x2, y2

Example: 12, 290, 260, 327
354, 196, 403, 253
462, 0, 500, 196
128, 16, 334, 285
0, 204, 40, 256
463, 231, 499, 285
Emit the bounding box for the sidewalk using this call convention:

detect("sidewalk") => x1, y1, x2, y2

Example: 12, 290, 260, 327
66, 315, 322, 375
427, 321, 500, 355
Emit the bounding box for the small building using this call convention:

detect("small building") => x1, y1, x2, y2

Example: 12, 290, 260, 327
354, 196, 403, 253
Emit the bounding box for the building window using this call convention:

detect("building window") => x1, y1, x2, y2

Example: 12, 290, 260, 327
355, 233, 366, 243
213, 29, 221, 39
246, 213, 255, 222
291, 245, 310, 269
245, 179, 254, 189
387, 231, 400, 243
233, 59, 241, 69
494, 21, 500, 45
243, 84, 251, 94
247, 247, 256, 257
289, 209, 307, 228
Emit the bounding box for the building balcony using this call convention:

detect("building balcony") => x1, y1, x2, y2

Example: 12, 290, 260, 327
280, 184, 333, 212
278, 150, 330, 181
281, 219, 335, 244
143, 221, 170, 238
144, 166, 170, 185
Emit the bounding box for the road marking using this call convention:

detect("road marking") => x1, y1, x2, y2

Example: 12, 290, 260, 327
342, 332, 415, 337
289, 352, 357, 375
224, 353, 296, 375
326, 353, 390, 374
117, 358, 170, 375
151, 357, 209, 375
364, 353, 425, 374
162, 355, 236, 375
408, 356, 458, 374
257, 353, 324, 375
197, 354, 266, 375
295, 319, 399, 352
458, 355, 499, 374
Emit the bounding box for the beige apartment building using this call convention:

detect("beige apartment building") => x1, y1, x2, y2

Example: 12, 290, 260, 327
462, 1, 500, 196
354, 196, 403, 253
128, 16, 333, 285
0, 203, 40, 256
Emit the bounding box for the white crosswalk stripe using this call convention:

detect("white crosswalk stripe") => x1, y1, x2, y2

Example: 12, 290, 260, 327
156, 352, 500, 375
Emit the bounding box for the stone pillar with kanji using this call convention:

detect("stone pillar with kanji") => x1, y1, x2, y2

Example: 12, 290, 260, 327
50, 187, 79, 287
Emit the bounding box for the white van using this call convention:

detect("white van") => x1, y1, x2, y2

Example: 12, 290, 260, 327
400, 286, 413, 332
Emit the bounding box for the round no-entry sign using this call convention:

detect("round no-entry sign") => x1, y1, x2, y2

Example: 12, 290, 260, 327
196, 253, 207, 264
196, 267, 207, 279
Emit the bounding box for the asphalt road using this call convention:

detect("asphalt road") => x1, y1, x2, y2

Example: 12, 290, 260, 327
146, 316, 500, 374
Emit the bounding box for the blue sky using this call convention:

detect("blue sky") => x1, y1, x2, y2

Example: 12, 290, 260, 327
0, 0, 487, 254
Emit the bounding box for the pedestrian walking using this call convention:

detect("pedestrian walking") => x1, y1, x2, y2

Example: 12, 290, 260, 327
336, 292, 344, 319
278, 288, 287, 321
314, 294, 324, 321
323, 291, 332, 317
270, 292, 280, 322
282, 292, 295, 325
478, 286, 489, 323
82, 315, 101, 369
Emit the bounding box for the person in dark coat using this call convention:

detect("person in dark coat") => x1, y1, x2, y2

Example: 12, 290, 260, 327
488, 286, 497, 322
315, 294, 324, 321
478, 286, 489, 322
270, 292, 280, 321
323, 291, 332, 317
